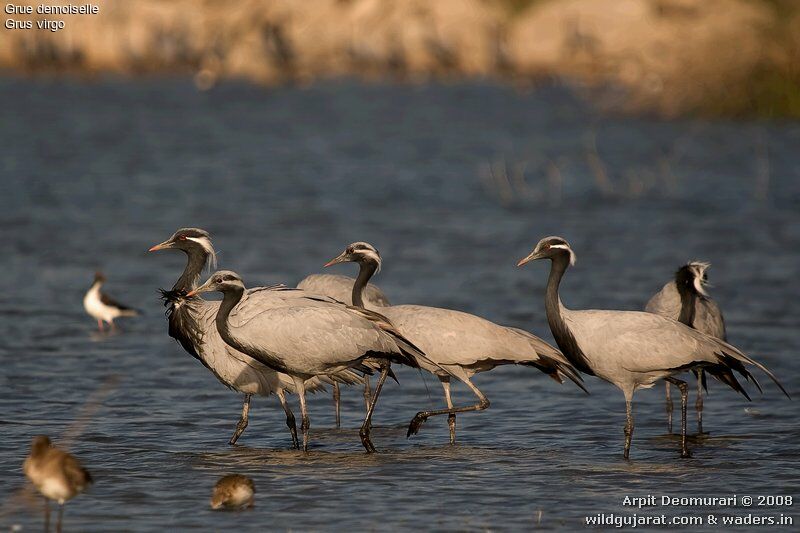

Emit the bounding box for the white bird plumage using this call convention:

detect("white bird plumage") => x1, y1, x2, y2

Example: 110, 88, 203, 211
82, 271, 138, 331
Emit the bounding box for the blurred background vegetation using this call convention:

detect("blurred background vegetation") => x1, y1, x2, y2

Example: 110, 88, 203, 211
2, 0, 799, 118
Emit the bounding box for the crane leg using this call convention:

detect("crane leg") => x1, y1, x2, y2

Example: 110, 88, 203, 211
695, 369, 705, 435
408, 377, 489, 439
56, 503, 64, 533
360, 362, 390, 453
292, 377, 310, 452
276, 388, 299, 449
96, 319, 104, 332
229, 393, 251, 445
333, 382, 341, 429
666, 377, 691, 458
44, 497, 50, 532
664, 381, 673, 434
623, 392, 634, 460
441, 378, 456, 445
363, 376, 372, 411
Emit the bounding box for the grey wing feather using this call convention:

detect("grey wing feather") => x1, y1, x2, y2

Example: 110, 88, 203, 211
695, 298, 726, 340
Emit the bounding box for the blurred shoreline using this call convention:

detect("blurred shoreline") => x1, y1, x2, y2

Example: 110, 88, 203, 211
2, 0, 799, 118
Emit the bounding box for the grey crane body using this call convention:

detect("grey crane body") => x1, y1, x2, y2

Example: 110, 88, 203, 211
297, 262, 391, 427
149, 228, 343, 448
324, 241, 586, 444
191, 270, 431, 452
646, 261, 727, 433
646, 263, 726, 340
518, 236, 788, 459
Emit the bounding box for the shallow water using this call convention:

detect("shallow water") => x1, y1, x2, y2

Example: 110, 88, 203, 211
0, 78, 798, 531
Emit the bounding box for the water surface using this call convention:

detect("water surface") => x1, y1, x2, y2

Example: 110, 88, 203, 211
0, 79, 798, 531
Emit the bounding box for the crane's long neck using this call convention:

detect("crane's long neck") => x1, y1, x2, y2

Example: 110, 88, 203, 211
543, 255, 595, 376
214, 287, 245, 347
676, 280, 697, 328
174, 249, 209, 292
352, 261, 378, 308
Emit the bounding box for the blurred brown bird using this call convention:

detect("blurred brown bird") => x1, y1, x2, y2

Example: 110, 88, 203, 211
23, 436, 92, 533
210, 474, 255, 510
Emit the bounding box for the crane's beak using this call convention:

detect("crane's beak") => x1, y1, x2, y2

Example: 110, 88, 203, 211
324, 252, 348, 268
148, 239, 173, 252
516, 250, 543, 267
186, 278, 213, 298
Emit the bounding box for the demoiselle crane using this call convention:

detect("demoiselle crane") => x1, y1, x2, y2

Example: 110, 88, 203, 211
324, 242, 587, 445
517, 236, 789, 459
646, 262, 726, 433
188, 270, 431, 452
148, 228, 359, 448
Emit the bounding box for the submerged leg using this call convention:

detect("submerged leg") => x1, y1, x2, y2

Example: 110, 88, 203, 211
44, 497, 50, 532
229, 393, 251, 445
666, 377, 691, 458
695, 369, 705, 434
360, 362, 391, 453
56, 504, 64, 533
333, 382, 341, 429
408, 376, 489, 439
292, 377, 310, 452
276, 388, 299, 449
623, 391, 634, 460
441, 378, 456, 445
665, 381, 673, 434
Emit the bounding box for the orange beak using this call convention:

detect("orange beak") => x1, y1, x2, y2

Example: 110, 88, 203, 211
323, 252, 348, 268
148, 240, 172, 252
185, 289, 199, 298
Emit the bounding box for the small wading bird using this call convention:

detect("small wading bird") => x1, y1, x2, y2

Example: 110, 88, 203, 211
646, 262, 726, 434
517, 236, 789, 459
211, 474, 255, 510
149, 228, 360, 448
83, 271, 138, 331
23, 436, 92, 533
297, 269, 391, 427
324, 242, 587, 444
188, 270, 432, 452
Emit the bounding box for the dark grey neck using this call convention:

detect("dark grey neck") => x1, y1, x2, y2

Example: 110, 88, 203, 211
352, 261, 378, 308
173, 249, 209, 292
543, 254, 595, 376
214, 287, 245, 346
676, 280, 697, 328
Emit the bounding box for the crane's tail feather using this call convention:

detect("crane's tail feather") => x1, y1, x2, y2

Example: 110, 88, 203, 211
714, 341, 790, 399
704, 363, 751, 401
522, 356, 589, 394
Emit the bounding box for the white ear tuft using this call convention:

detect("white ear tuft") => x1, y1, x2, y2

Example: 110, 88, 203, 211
187, 236, 217, 270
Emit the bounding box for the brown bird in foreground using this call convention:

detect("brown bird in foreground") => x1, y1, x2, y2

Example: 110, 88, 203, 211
210, 474, 256, 510
23, 436, 92, 532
